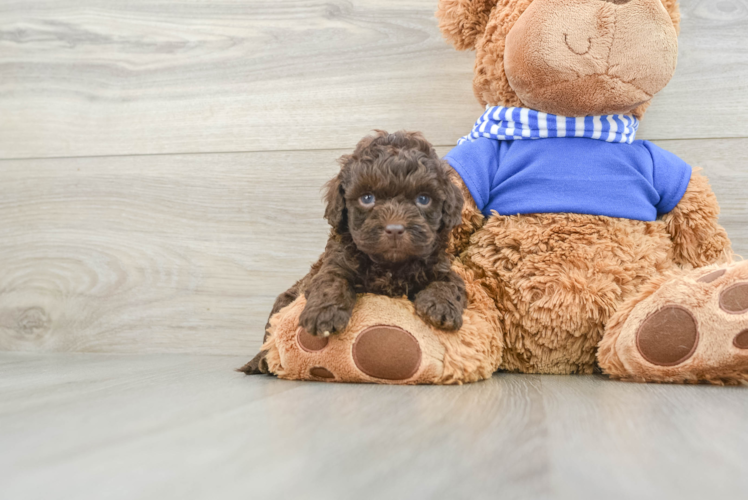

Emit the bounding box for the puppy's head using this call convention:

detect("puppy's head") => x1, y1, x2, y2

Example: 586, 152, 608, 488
325, 130, 463, 263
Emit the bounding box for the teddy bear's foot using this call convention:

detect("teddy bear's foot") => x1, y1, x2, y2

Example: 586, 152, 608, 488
258, 288, 502, 385
260, 295, 448, 384
293, 323, 426, 382
599, 261, 748, 385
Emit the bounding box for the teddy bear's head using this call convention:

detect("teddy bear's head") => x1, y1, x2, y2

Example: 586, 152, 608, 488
437, 0, 680, 118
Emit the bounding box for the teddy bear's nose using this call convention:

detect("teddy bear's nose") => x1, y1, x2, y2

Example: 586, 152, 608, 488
600, 0, 632, 4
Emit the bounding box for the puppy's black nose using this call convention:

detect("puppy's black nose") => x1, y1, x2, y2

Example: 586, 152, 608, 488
385, 224, 405, 236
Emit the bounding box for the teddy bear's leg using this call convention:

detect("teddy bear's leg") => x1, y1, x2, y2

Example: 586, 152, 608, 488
598, 261, 748, 385
263, 295, 445, 384
261, 261, 503, 385
465, 213, 675, 375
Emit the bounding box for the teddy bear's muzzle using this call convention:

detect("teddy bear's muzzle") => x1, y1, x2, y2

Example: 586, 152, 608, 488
503, 0, 678, 117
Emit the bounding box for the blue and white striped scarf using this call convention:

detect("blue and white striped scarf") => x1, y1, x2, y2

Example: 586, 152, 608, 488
458, 106, 639, 146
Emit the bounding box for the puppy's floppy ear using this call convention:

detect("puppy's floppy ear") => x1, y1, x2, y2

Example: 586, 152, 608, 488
441, 164, 464, 232
324, 155, 350, 234
436, 0, 498, 51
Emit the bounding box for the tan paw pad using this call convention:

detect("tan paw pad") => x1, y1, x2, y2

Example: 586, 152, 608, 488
636, 306, 699, 366
719, 283, 748, 314
697, 269, 726, 283
352, 325, 422, 381
297, 327, 329, 352
309, 367, 335, 379
734, 330, 748, 350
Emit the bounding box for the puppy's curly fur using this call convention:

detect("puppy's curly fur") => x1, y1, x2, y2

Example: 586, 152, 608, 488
240, 130, 466, 374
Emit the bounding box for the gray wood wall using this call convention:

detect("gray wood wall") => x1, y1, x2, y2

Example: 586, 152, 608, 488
1, 0, 747, 355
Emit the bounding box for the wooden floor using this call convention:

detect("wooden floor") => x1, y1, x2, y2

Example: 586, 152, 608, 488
2, 352, 747, 500
1, 1, 748, 498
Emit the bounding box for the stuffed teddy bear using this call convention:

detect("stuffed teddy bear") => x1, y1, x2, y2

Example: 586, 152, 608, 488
242, 0, 748, 385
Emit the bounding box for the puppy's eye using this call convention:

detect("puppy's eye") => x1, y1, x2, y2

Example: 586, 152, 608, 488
359, 194, 376, 207
416, 195, 431, 207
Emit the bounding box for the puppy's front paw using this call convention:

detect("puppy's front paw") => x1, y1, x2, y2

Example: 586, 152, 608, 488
414, 286, 464, 331
299, 302, 352, 336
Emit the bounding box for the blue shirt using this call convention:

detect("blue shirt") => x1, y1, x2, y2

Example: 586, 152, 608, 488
444, 137, 692, 222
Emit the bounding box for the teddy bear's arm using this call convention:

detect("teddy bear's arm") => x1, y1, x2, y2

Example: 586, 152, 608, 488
436, 0, 497, 51
662, 167, 732, 268
447, 166, 485, 255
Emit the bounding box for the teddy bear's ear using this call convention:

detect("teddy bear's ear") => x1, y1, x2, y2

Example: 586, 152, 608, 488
436, 0, 498, 51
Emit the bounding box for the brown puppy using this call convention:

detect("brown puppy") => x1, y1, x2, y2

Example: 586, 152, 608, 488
301, 130, 466, 336
240, 130, 466, 374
